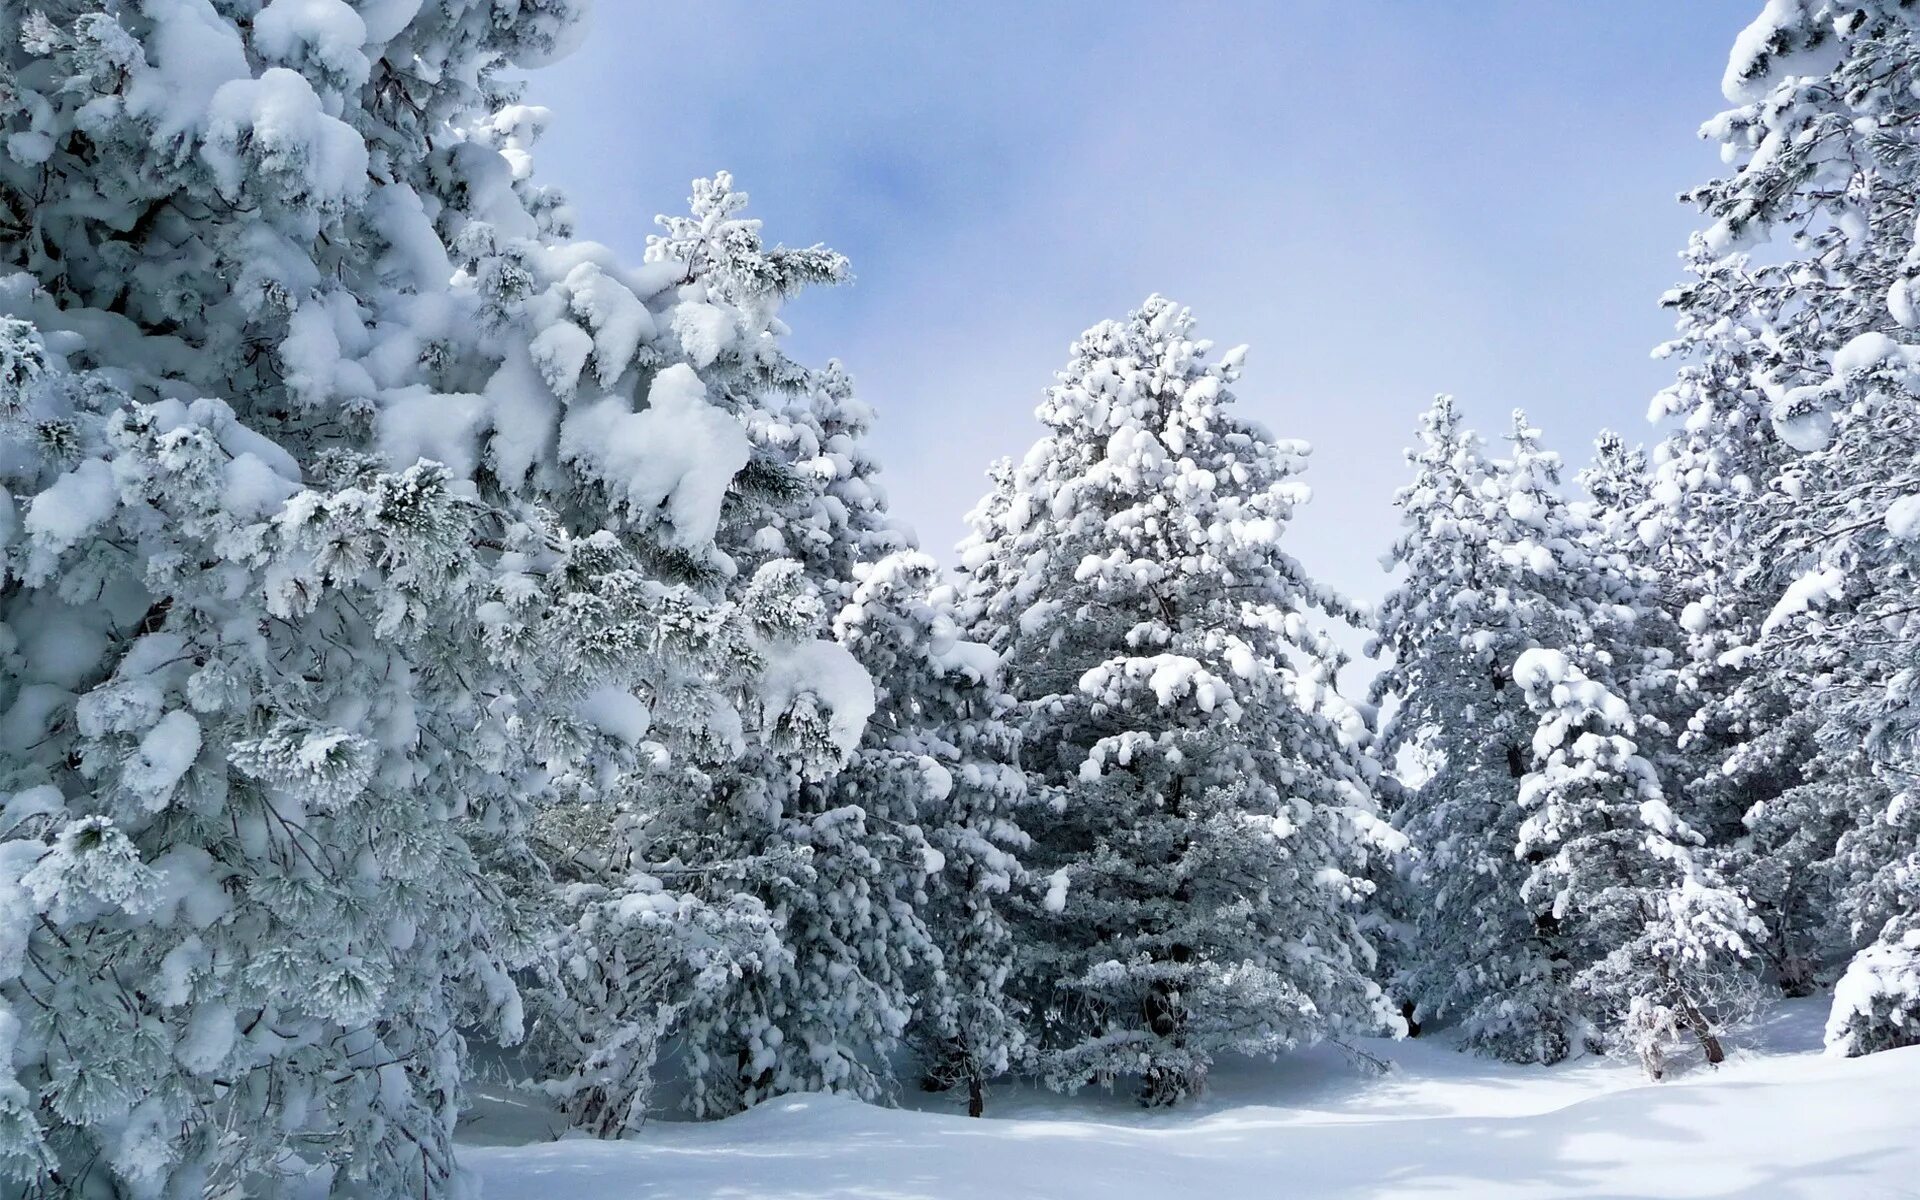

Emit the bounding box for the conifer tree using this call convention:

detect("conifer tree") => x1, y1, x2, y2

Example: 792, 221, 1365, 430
835, 551, 1029, 1117
962, 296, 1395, 1105
524, 176, 930, 1123
1510, 648, 1763, 1075
1374, 403, 1754, 1071
0, 6, 874, 1192
1655, 0, 1920, 1047
1371, 398, 1575, 1062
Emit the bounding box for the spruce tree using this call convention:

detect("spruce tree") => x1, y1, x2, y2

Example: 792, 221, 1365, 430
961, 296, 1395, 1105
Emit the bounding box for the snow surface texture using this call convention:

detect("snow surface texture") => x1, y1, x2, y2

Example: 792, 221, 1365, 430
461, 1001, 1916, 1199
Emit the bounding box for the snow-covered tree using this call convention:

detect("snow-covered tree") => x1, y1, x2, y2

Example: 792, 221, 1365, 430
520, 174, 936, 1123
834, 551, 1030, 1117
518, 552, 843, 1137
1510, 649, 1764, 1075
1652, 0, 1920, 1047
1372, 402, 1750, 1072
0, 4, 886, 1192
961, 296, 1396, 1105
1370, 398, 1577, 1063
1644, 233, 1838, 1002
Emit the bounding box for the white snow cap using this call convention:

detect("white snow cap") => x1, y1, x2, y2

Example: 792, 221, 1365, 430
560, 364, 751, 549
1043, 868, 1071, 914
761, 639, 877, 761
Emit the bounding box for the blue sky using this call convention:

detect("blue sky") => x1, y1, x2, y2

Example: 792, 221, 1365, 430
529, 2, 1758, 610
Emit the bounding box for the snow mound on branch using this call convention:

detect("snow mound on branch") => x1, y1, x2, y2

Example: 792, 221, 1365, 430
759, 639, 876, 760
1722, 0, 1847, 105
252, 0, 372, 89
203, 68, 369, 208
24, 459, 118, 558
578, 687, 651, 747
1762, 566, 1846, 635
1077, 654, 1240, 717
1887, 495, 1920, 540
124, 0, 253, 142
125, 711, 202, 803
559, 364, 750, 548
1042, 868, 1070, 913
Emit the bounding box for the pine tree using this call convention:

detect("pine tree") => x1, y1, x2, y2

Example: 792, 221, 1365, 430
1656, 0, 1920, 1048
1510, 648, 1763, 1076
0, 5, 880, 1192
961, 296, 1396, 1105
834, 551, 1030, 1117
1371, 398, 1575, 1062
1374, 403, 1754, 1072
1645, 236, 1838, 1001
524, 175, 932, 1123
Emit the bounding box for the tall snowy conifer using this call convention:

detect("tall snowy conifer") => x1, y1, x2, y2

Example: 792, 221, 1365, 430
1371, 398, 1576, 1062
1375, 404, 1756, 1071
525, 175, 938, 1123
1656, 0, 1920, 1050
1509, 646, 1763, 1076
1497, 413, 1761, 1074
834, 551, 1029, 1117
961, 296, 1396, 1105
0, 5, 878, 1194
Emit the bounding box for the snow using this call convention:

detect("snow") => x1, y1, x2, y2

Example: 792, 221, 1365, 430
1827, 929, 1920, 1055
124, 710, 202, 802
202, 69, 368, 208
1771, 388, 1836, 453
1885, 494, 1920, 540
252, 0, 372, 90
122, 0, 254, 143
1762, 566, 1846, 635
759, 639, 878, 760
565, 262, 657, 383
356, 0, 424, 43
1512, 646, 1571, 690
462, 999, 1919, 1199
1722, 0, 1847, 100
508, 0, 595, 68
174, 1002, 235, 1076
24, 458, 117, 556
223, 451, 301, 521
378, 387, 490, 481
1077, 654, 1239, 715
669, 300, 736, 369
1679, 599, 1711, 634
559, 364, 750, 548
1830, 331, 1906, 378
530, 319, 595, 398
579, 686, 651, 746
481, 347, 559, 489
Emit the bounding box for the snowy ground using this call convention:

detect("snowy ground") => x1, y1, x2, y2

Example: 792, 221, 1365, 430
461, 1000, 1920, 1199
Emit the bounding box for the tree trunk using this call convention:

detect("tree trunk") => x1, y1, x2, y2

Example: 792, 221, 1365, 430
1681, 1000, 1725, 1064
968, 1075, 984, 1118
1696, 1029, 1725, 1065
